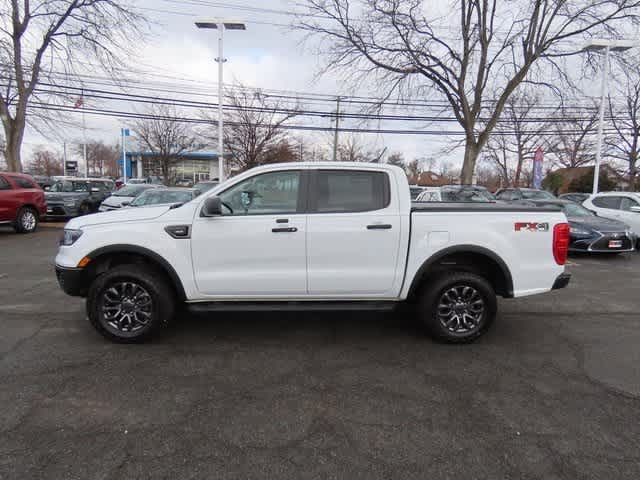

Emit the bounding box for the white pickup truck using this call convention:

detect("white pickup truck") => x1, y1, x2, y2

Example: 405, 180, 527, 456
55, 162, 571, 343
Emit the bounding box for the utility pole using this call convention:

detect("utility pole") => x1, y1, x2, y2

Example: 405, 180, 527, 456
63, 142, 67, 176
332, 96, 341, 162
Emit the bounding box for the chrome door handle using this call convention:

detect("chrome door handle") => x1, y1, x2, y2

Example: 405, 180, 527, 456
272, 227, 297, 233
367, 224, 392, 230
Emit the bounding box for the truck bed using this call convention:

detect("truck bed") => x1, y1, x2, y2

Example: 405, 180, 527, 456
411, 202, 562, 212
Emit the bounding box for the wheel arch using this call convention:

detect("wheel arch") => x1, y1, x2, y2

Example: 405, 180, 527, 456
407, 245, 514, 299
85, 244, 186, 301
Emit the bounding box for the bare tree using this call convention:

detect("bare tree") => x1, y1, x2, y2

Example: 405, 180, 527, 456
133, 105, 197, 185
296, 0, 640, 184
606, 59, 640, 190
483, 90, 548, 187
545, 104, 598, 168
203, 87, 300, 173
74, 140, 120, 177
0, 0, 145, 172
27, 146, 63, 176
385, 151, 405, 171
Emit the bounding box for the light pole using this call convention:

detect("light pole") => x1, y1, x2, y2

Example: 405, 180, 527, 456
195, 18, 246, 183
582, 39, 637, 194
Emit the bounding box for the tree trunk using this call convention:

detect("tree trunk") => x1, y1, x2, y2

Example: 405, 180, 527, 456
460, 142, 479, 185
2, 116, 25, 172
629, 152, 637, 191
514, 153, 524, 187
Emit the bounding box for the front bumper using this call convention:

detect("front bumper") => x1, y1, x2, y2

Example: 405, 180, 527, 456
46, 202, 79, 217
55, 265, 88, 297
552, 273, 571, 290
569, 231, 635, 253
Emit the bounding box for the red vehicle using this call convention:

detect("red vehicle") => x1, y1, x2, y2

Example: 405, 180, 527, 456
0, 172, 47, 233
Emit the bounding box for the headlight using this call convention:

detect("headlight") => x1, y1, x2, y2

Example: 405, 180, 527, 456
570, 226, 591, 235
60, 229, 83, 246
64, 199, 79, 207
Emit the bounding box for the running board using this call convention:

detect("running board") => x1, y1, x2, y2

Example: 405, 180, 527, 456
186, 301, 398, 313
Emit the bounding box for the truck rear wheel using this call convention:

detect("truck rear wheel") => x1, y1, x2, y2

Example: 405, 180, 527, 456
418, 271, 496, 343
86, 265, 175, 343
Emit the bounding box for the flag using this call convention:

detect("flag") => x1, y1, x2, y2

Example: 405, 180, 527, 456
533, 147, 544, 189
73, 96, 83, 109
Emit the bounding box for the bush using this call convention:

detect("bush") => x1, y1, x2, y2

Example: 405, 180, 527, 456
542, 172, 563, 195
568, 169, 617, 193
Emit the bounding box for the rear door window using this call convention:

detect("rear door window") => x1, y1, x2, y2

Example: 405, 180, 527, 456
592, 196, 622, 210
311, 170, 390, 213
11, 177, 36, 189
620, 197, 640, 211
0, 176, 11, 190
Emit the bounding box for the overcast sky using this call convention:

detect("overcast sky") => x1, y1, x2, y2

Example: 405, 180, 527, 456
21, 0, 457, 171
18, 0, 624, 175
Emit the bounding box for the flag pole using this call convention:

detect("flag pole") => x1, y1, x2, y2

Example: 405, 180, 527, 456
122, 128, 128, 185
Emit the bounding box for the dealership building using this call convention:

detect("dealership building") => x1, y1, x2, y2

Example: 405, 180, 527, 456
121, 149, 223, 182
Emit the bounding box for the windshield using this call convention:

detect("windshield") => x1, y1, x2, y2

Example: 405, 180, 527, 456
441, 187, 494, 202
49, 180, 88, 193
130, 189, 194, 207
114, 185, 154, 197
521, 190, 555, 200
562, 202, 595, 217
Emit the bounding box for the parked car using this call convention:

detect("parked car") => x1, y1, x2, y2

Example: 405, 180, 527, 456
0, 172, 47, 233
193, 180, 219, 196
128, 188, 199, 208
45, 178, 114, 218
98, 184, 163, 212
583, 192, 640, 247
559, 192, 590, 204
409, 185, 425, 200
32, 175, 54, 190
415, 185, 496, 203
525, 199, 635, 253
440, 185, 496, 202
495, 188, 555, 202
55, 162, 570, 344
415, 187, 442, 202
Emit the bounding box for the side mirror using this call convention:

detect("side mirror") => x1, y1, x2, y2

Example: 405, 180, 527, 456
121, 201, 130, 207
630, 206, 640, 213
43, 185, 51, 191
201, 196, 223, 217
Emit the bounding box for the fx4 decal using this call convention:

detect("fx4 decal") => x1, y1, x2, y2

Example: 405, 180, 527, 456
515, 222, 549, 232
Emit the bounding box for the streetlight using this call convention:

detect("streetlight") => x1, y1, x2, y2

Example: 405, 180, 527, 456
582, 39, 637, 194
195, 18, 247, 183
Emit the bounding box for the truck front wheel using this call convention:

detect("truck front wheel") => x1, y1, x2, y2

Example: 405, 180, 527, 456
418, 271, 497, 343
86, 265, 175, 343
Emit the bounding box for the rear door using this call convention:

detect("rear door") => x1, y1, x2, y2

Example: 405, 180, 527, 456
306, 169, 402, 297
619, 196, 640, 235
0, 175, 15, 222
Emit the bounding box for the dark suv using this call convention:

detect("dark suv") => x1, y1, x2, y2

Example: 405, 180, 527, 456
45, 178, 114, 218
495, 188, 556, 202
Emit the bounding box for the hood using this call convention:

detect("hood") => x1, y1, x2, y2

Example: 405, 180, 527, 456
101, 195, 134, 207
66, 205, 171, 229
45, 192, 86, 201
569, 215, 629, 233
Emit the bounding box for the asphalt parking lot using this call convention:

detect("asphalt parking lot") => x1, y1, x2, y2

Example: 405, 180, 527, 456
1, 226, 640, 479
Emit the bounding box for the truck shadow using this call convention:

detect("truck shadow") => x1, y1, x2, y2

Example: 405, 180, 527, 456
163, 309, 425, 344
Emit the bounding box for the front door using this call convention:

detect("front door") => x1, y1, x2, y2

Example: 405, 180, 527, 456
306, 169, 402, 297
191, 169, 308, 297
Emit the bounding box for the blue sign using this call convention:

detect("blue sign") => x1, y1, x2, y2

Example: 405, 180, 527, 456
121, 128, 130, 137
